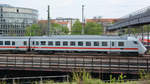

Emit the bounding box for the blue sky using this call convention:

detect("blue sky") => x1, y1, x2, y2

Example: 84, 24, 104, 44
1, 0, 150, 20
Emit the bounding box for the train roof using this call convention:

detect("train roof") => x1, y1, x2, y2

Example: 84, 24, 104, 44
31, 35, 127, 40
0, 35, 137, 40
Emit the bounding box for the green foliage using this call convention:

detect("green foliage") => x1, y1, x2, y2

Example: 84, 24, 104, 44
110, 75, 116, 83
6, 71, 150, 84
139, 70, 150, 81
25, 23, 69, 36
38, 22, 47, 35
71, 20, 82, 35
25, 24, 41, 36
72, 69, 106, 84
73, 69, 91, 83
117, 73, 127, 83
0, 81, 6, 84
71, 20, 103, 35
85, 22, 103, 35
124, 25, 150, 34
51, 23, 69, 35
109, 73, 126, 84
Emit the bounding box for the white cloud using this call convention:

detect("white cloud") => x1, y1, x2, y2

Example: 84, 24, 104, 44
107, 0, 128, 5
50, 0, 73, 7
1, 0, 150, 19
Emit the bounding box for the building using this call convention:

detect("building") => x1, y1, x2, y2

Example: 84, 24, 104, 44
55, 18, 79, 32
0, 4, 38, 36
86, 18, 119, 34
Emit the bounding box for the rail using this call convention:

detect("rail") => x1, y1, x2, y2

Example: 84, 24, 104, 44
0, 55, 149, 74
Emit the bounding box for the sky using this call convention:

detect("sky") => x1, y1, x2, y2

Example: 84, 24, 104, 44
1, 0, 150, 20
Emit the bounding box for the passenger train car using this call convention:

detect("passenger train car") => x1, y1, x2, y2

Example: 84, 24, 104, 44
0, 35, 147, 55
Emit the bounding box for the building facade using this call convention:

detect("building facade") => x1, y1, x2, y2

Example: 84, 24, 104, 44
0, 4, 38, 36
55, 18, 79, 32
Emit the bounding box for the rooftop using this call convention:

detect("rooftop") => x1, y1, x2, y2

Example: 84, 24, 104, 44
86, 18, 120, 23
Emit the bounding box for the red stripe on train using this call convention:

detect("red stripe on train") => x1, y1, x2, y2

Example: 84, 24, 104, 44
0, 46, 138, 50
0, 46, 28, 48
143, 39, 150, 42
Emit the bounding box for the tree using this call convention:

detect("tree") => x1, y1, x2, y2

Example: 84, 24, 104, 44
25, 24, 41, 36
124, 25, 149, 34
51, 23, 69, 35
25, 22, 69, 36
71, 20, 82, 35
84, 22, 103, 35
38, 22, 48, 35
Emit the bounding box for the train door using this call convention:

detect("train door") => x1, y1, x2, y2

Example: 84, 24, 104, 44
110, 41, 116, 53
30, 39, 36, 51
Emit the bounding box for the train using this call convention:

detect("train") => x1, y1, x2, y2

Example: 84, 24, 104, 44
138, 36, 150, 48
0, 35, 147, 55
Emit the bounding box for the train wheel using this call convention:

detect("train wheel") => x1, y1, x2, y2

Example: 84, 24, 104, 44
120, 52, 139, 56
38, 51, 54, 54
48, 51, 54, 54
11, 51, 26, 54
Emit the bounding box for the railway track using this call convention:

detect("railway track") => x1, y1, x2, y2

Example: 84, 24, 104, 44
0, 53, 149, 59
0, 54, 149, 74
0, 53, 149, 74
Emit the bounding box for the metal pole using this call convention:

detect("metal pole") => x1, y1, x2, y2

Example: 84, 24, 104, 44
142, 26, 144, 43
12, 79, 15, 84
67, 75, 69, 82
48, 5, 50, 36
147, 25, 150, 49
81, 5, 84, 35
40, 77, 43, 84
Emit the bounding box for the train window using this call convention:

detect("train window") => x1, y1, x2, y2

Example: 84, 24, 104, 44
56, 41, 60, 46
41, 41, 46, 45
78, 42, 83, 46
118, 42, 124, 46
94, 42, 99, 46
63, 41, 68, 46
32, 41, 35, 45
12, 41, 15, 45
133, 41, 138, 44
48, 41, 53, 46
70, 41, 75, 46
102, 42, 107, 46
0, 41, 3, 45
86, 42, 91, 46
112, 42, 114, 46
5, 41, 10, 45
24, 41, 27, 45
36, 41, 39, 45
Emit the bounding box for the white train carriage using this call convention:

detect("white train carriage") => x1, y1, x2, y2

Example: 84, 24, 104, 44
0, 37, 29, 53
30, 35, 147, 55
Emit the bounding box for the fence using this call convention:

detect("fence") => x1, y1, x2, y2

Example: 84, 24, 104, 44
0, 75, 69, 84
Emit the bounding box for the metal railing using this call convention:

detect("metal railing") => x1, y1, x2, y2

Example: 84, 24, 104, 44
107, 6, 150, 30
0, 75, 69, 84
